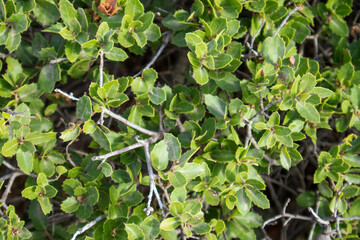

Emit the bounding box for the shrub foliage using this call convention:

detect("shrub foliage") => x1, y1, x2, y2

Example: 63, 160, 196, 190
0, 0, 360, 239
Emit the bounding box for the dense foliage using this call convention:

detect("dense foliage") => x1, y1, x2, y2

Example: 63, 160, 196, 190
0, 0, 360, 239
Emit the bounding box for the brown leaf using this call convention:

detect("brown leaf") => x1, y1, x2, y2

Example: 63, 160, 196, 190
97, 0, 120, 16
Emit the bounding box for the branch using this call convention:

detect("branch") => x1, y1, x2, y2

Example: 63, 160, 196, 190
133, 32, 170, 78
50, 58, 68, 64
139, 137, 165, 217
98, 50, 105, 125
91, 141, 144, 161
2, 107, 37, 119
2, 160, 37, 178
272, 6, 299, 37
101, 107, 160, 137
0, 172, 22, 203
54, 88, 79, 101
262, 199, 313, 238
247, 98, 283, 124
70, 214, 107, 240
250, 18, 265, 49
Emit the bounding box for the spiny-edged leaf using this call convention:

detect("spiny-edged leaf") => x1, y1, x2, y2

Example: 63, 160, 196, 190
295, 101, 320, 123
204, 94, 227, 118
160, 217, 181, 231
16, 149, 33, 174
59, 0, 78, 30
105, 47, 128, 62
125, 0, 144, 19
236, 188, 251, 215
245, 186, 270, 209
86, 186, 99, 206
2, 138, 18, 157
168, 171, 187, 188
151, 140, 169, 171
193, 66, 209, 85
76, 96, 92, 123
38, 63, 60, 93
61, 196, 80, 213
90, 126, 112, 151
164, 133, 181, 161
65, 41, 81, 62
280, 147, 291, 170
37, 196, 52, 215
60, 124, 81, 142
33, 0, 60, 26
125, 224, 145, 240
329, 14, 348, 37
262, 35, 285, 64
5, 28, 21, 53
149, 87, 166, 105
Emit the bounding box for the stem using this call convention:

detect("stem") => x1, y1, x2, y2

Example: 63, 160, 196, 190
272, 6, 299, 37
133, 32, 170, 78
101, 107, 160, 137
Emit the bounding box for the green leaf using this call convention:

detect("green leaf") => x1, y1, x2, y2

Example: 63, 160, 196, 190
90, 126, 112, 151
2, 138, 18, 157
262, 35, 285, 64
193, 222, 211, 234
22, 186, 39, 200
164, 133, 181, 161
65, 41, 81, 63
37, 196, 52, 215
168, 172, 187, 188
160, 217, 181, 231
61, 196, 80, 213
125, 224, 145, 240
16, 149, 33, 174
76, 96, 92, 123
33, 0, 60, 26
280, 147, 291, 170
59, 0, 80, 32
68, 60, 91, 78
60, 124, 81, 142
296, 191, 316, 207
86, 186, 99, 206
7, 13, 28, 33
295, 101, 320, 123
125, 0, 144, 20
5, 28, 21, 52
105, 47, 128, 62
337, 62, 354, 84
204, 94, 227, 118
245, 186, 270, 209
329, 14, 348, 37
149, 87, 166, 105
343, 153, 360, 167
38, 63, 60, 93
236, 188, 251, 215
176, 163, 205, 179
151, 140, 169, 171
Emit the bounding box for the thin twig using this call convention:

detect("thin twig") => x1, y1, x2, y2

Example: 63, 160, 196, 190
250, 18, 265, 49
101, 107, 160, 137
133, 32, 170, 78
54, 89, 79, 101
308, 207, 330, 225
50, 58, 67, 64
0, 172, 22, 203
70, 214, 107, 240
2, 160, 37, 178
92, 141, 144, 161
65, 139, 77, 167
140, 137, 165, 217
272, 6, 299, 37
333, 183, 350, 237
2, 107, 36, 119
98, 50, 105, 125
